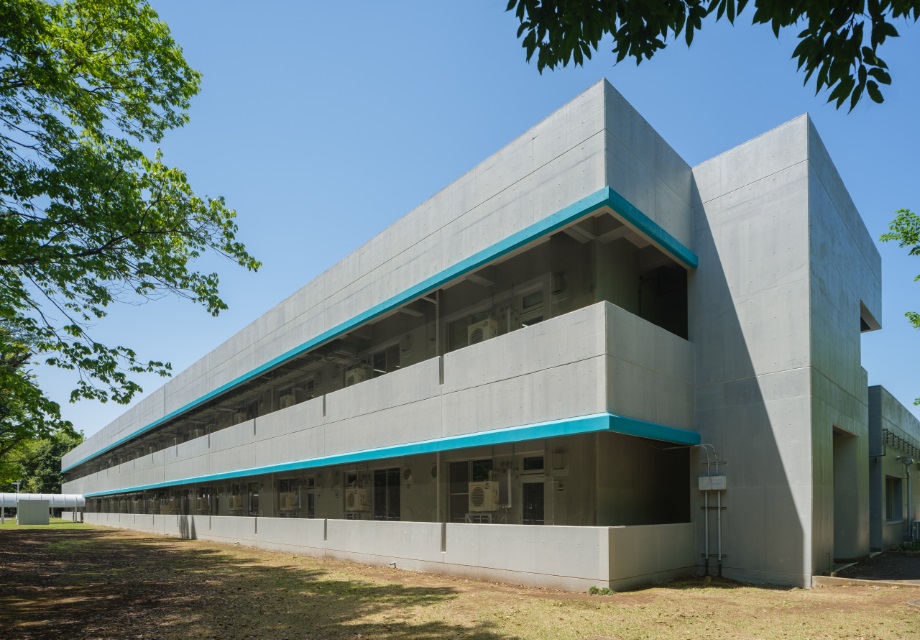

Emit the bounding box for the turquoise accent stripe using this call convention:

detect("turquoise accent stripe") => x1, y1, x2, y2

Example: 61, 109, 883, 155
606, 188, 698, 269
66, 187, 697, 472
83, 413, 700, 497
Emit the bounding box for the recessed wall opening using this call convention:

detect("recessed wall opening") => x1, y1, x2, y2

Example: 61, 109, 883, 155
84, 432, 693, 529
832, 426, 861, 561
885, 476, 903, 522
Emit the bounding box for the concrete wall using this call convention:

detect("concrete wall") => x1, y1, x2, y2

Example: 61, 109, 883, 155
83, 512, 695, 592
806, 122, 879, 565
65, 80, 694, 473
690, 114, 880, 585
869, 386, 920, 548
603, 84, 692, 249
692, 117, 815, 586
65, 302, 692, 497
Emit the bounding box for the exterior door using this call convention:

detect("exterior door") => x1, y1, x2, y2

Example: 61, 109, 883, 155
522, 482, 544, 525
373, 467, 401, 520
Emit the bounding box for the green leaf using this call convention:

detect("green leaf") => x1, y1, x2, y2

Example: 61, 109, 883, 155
868, 67, 892, 85
866, 80, 884, 103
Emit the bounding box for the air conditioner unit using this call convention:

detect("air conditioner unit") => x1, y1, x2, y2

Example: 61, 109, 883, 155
468, 481, 500, 512
279, 492, 297, 512
229, 495, 243, 511
232, 411, 248, 423
196, 498, 207, 512
279, 394, 297, 409
159, 503, 172, 515
344, 364, 372, 388
468, 318, 499, 345
345, 487, 369, 511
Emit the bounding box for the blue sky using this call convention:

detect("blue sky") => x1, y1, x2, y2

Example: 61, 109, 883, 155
38, 3, 920, 435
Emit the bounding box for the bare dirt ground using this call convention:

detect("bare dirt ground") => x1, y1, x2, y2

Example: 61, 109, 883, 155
1, 523, 918, 640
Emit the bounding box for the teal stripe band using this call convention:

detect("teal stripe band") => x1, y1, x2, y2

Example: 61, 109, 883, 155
66, 187, 697, 472
83, 413, 700, 497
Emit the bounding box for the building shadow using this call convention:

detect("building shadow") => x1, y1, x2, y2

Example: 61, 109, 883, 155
0, 527, 513, 640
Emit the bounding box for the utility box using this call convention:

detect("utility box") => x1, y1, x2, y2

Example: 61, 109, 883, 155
17, 499, 50, 525
698, 476, 727, 491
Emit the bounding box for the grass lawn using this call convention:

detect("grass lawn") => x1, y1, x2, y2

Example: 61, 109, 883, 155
0, 516, 87, 530
1, 522, 917, 639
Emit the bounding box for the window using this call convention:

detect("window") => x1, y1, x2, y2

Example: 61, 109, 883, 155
195, 487, 211, 515
373, 468, 401, 521
278, 478, 302, 518
520, 290, 545, 327
306, 476, 316, 518
448, 459, 493, 522
886, 476, 903, 522
522, 456, 544, 473
372, 344, 400, 378
248, 482, 261, 517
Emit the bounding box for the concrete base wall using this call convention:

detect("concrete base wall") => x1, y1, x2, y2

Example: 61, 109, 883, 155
83, 513, 696, 592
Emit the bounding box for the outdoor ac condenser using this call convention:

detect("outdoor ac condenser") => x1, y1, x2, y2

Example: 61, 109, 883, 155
468, 318, 499, 345
344, 365, 372, 387
279, 492, 297, 512
228, 495, 243, 511
345, 487, 369, 511
468, 481, 499, 512
279, 394, 296, 409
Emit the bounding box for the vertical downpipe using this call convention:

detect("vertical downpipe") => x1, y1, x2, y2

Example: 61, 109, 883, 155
906, 461, 913, 541
717, 489, 723, 577
436, 451, 442, 523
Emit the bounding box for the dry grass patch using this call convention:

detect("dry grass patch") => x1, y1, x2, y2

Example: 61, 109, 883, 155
0, 523, 916, 639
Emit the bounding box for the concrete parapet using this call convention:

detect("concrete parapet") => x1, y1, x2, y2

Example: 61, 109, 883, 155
83, 512, 696, 592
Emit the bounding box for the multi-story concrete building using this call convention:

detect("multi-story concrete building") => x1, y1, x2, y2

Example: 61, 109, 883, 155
62, 80, 920, 590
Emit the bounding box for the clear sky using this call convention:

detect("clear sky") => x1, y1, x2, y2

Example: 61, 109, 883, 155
38, 2, 920, 437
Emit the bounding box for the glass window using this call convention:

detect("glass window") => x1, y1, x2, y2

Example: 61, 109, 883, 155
886, 476, 903, 521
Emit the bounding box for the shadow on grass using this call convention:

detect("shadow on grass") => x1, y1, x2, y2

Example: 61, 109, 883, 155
0, 527, 514, 640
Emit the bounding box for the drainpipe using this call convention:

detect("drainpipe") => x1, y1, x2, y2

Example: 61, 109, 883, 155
702, 447, 711, 577
699, 444, 725, 578
898, 457, 914, 541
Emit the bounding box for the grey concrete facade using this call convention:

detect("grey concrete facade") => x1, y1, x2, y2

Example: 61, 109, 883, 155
62, 80, 914, 590
869, 386, 920, 548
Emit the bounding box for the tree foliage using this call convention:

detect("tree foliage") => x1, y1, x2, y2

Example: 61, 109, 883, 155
881, 208, 920, 331
881, 208, 920, 404
507, 0, 920, 110
0, 0, 259, 454
4, 429, 83, 494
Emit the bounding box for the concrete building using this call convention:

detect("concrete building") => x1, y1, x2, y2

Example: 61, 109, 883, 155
869, 386, 920, 549
61, 80, 919, 590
